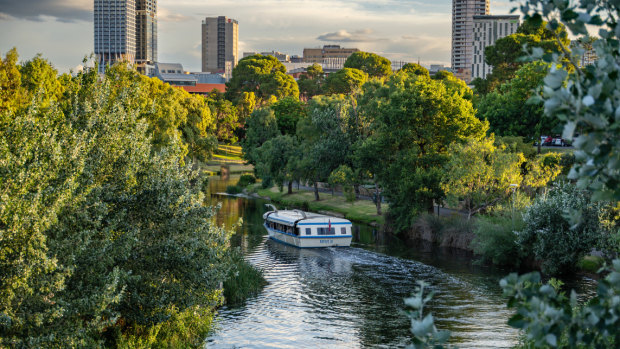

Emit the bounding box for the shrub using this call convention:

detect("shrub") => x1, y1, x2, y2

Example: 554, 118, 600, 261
501, 260, 620, 348
237, 174, 256, 187
472, 214, 525, 267
517, 182, 604, 275
223, 250, 266, 305
226, 185, 242, 195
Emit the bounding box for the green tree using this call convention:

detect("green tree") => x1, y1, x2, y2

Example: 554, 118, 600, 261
206, 91, 240, 143
358, 73, 488, 229
324, 68, 368, 95
477, 20, 569, 93
255, 135, 299, 194
476, 62, 559, 142
271, 96, 307, 135
344, 51, 392, 78
241, 108, 280, 166
225, 54, 299, 103
442, 137, 525, 219
297, 63, 325, 100
399, 63, 430, 77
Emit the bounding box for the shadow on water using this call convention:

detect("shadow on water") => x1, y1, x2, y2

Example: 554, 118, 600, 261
204, 176, 595, 348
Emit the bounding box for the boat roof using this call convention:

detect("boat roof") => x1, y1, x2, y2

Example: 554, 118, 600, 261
264, 210, 352, 225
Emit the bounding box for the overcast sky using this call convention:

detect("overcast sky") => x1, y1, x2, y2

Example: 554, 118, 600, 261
0, 0, 515, 73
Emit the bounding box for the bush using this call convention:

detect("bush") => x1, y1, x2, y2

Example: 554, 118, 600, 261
226, 185, 242, 195
237, 174, 256, 187
501, 260, 620, 348
472, 214, 525, 267
223, 250, 266, 305
517, 182, 604, 275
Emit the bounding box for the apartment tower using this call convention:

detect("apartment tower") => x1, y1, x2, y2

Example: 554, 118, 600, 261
135, 0, 157, 66
202, 16, 239, 74
472, 15, 519, 80
451, 0, 489, 82
94, 0, 137, 70
94, 0, 157, 72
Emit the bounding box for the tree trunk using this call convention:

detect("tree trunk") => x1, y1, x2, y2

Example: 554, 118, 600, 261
287, 181, 293, 195
314, 181, 320, 201
375, 181, 382, 216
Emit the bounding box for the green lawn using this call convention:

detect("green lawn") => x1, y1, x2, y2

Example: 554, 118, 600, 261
254, 185, 385, 225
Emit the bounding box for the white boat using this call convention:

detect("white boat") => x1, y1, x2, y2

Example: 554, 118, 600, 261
262, 205, 352, 248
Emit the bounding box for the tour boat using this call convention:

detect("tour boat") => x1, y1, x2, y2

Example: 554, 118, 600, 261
262, 205, 352, 248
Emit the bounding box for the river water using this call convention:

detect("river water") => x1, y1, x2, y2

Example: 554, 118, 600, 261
205, 176, 596, 348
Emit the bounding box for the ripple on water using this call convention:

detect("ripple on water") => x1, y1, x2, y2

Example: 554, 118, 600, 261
206, 238, 518, 349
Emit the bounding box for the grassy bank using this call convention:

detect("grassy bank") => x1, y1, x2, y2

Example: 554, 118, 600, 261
253, 185, 386, 225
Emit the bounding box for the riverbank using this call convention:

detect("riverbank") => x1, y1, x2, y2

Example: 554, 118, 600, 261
249, 185, 386, 226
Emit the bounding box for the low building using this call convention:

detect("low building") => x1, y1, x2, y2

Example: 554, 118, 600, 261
151, 63, 226, 94
303, 45, 359, 65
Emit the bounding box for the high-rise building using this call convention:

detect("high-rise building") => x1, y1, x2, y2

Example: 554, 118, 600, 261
94, 0, 157, 72
202, 16, 239, 73
94, 0, 137, 70
451, 0, 489, 82
472, 15, 519, 80
135, 0, 157, 66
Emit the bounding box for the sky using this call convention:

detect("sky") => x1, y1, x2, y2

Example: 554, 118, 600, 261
0, 0, 514, 73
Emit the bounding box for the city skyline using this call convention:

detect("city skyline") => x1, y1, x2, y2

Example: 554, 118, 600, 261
0, 0, 513, 73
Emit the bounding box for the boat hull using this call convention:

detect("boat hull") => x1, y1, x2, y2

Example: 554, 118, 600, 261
265, 226, 352, 248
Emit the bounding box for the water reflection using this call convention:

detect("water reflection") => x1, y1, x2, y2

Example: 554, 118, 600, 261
205, 176, 522, 348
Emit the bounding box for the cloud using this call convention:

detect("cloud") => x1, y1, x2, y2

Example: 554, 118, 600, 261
317, 29, 384, 42
0, 0, 92, 22
159, 7, 194, 22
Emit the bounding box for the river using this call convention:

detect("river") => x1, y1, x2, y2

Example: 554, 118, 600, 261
205, 175, 596, 348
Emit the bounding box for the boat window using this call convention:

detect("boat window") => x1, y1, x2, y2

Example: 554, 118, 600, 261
341, 227, 347, 235
330, 228, 335, 235
305, 228, 311, 235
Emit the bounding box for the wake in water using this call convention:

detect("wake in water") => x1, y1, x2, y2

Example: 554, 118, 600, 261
207, 237, 518, 349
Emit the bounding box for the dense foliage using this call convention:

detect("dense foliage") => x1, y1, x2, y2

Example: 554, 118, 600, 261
344, 51, 392, 78
0, 51, 242, 346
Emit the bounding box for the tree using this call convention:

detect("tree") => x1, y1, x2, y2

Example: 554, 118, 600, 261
254, 135, 299, 194
517, 0, 620, 201
206, 91, 240, 143
297, 102, 351, 200
442, 137, 525, 219
344, 51, 392, 78
271, 96, 307, 135
324, 68, 368, 95
478, 20, 570, 93
399, 63, 430, 77
225, 54, 299, 103
297, 63, 325, 100
357, 73, 488, 230
0, 55, 234, 346
241, 108, 280, 166
476, 62, 559, 142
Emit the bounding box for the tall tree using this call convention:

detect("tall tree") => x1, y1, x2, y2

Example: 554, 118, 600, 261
344, 51, 392, 78
297, 63, 325, 100
476, 61, 558, 142
271, 96, 307, 135
225, 54, 299, 103
399, 63, 430, 77
241, 108, 280, 166
357, 73, 488, 230
324, 68, 368, 95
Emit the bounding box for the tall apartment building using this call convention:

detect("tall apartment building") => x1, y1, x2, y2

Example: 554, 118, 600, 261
472, 15, 519, 80
94, 0, 137, 70
451, 0, 489, 82
94, 0, 157, 72
202, 16, 239, 74
303, 45, 359, 64
135, 0, 157, 66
